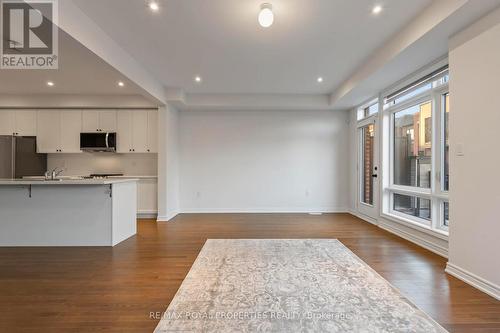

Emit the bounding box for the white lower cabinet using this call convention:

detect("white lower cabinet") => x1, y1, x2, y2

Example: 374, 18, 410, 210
137, 178, 158, 215
37, 110, 82, 153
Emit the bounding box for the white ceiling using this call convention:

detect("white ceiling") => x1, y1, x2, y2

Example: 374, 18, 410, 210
2, 0, 500, 110
333, 0, 500, 109
0, 29, 145, 96
73, 0, 433, 95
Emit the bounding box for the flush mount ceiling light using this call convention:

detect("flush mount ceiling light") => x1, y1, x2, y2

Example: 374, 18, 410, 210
118, 81, 125, 87
46, 81, 54, 86
148, 1, 159, 12
258, 3, 274, 28
317, 77, 324, 83
372, 5, 383, 15
194, 76, 202, 83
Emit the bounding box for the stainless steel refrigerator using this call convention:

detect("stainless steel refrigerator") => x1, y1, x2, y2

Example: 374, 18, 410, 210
0, 136, 47, 179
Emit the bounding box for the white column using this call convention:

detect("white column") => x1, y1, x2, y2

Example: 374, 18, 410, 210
157, 104, 180, 221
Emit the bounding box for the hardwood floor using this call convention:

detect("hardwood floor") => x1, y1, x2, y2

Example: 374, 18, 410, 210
0, 213, 499, 332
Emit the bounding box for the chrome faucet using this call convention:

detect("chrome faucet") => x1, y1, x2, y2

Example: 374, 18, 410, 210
45, 167, 64, 180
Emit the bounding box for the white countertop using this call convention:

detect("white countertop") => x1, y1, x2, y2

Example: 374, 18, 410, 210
0, 178, 138, 185
107, 175, 157, 179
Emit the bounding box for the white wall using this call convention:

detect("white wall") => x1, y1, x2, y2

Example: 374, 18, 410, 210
47, 153, 157, 176
157, 104, 180, 221
447, 11, 500, 298
178, 110, 350, 212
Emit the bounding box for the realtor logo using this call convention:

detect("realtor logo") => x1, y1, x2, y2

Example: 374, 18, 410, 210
1, 0, 58, 69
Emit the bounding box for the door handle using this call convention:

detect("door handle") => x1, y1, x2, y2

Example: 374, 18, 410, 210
371, 174, 378, 178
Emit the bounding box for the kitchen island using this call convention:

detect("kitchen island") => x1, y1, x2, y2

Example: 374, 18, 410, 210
0, 179, 137, 246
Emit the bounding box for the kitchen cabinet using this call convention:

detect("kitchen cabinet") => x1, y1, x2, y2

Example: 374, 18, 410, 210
0, 111, 14, 135
147, 110, 158, 153
60, 111, 82, 153
82, 110, 116, 132
117, 110, 157, 153
37, 110, 60, 153
0, 110, 37, 136
137, 178, 158, 215
117, 111, 132, 153
132, 111, 148, 152
37, 110, 82, 153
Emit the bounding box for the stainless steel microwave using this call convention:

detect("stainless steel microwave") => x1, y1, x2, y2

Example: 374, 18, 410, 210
80, 132, 116, 152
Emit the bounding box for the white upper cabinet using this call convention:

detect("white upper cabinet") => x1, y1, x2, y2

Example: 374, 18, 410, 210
14, 110, 37, 136
4, 108, 155, 154
116, 110, 157, 153
82, 110, 116, 132
0, 111, 14, 135
60, 111, 82, 153
132, 111, 148, 153
37, 110, 82, 153
99, 110, 117, 132
0, 110, 36, 136
117, 111, 133, 153
81, 110, 99, 132
147, 110, 158, 153
37, 110, 61, 153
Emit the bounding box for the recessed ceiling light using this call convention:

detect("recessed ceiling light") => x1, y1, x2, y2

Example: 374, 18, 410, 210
47, 81, 54, 86
372, 5, 383, 15
194, 76, 202, 83
148, 1, 159, 12
118, 81, 125, 87
258, 3, 274, 28
317, 77, 324, 83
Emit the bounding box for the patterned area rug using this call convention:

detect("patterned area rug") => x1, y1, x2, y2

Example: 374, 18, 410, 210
154, 239, 447, 332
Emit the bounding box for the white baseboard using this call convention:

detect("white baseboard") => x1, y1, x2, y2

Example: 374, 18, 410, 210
179, 207, 349, 214
378, 220, 448, 258
445, 262, 500, 301
348, 210, 378, 225
137, 210, 157, 219
348, 208, 448, 258
157, 210, 179, 222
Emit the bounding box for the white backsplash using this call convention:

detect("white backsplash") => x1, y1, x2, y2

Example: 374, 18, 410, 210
47, 153, 157, 176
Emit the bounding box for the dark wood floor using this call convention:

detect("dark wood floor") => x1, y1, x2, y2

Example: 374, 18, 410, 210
0, 213, 499, 332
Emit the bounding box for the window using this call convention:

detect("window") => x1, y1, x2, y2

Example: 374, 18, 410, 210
443, 93, 449, 191
361, 124, 375, 205
393, 101, 432, 189
393, 194, 431, 221
357, 100, 379, 120
382, 65, 450, 233
443, 202, 449, 227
